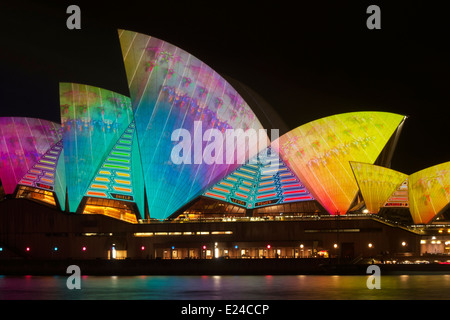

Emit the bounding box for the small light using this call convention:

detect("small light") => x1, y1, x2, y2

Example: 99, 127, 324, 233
368, 243, 373, 248
26, 247, 30, 252
333, 243, 338, 249
234, 245, 238, 249
171, 246, 175, 250
141, 246, 145, 251
82, 246, 87, 251
0, 247, 3, 252
300, 244, 304, 249
54, 247, 58, 251
267, 244, 271, 249
202, 245, 207, 250
401, 242, 407, 247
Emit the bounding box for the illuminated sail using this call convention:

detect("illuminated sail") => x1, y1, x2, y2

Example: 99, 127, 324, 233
59, 83, 135, 212
204, 147, 313, 209
409, 162, 450, 224
118, 29, 268, 220
18, 139, 67, 210
83, 120, 144, 223
350, 161, 408, 214
0, 117, 62, 195
273, 112, 405, 215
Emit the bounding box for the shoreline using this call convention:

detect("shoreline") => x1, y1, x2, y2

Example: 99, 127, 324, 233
2, 258, 450, 276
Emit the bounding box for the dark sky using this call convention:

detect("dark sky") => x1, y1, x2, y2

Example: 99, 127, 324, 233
0, 0, 448, 175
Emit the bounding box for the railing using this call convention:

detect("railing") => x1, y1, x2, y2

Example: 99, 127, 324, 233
137, 213, 437, 234
139, 213, 383, 224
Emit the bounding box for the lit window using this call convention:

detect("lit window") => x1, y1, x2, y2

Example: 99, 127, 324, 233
211, 231, 233, 235
134, 232, 153, 237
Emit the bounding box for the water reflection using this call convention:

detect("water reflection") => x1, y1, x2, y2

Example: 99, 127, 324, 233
1, 275, 450, 300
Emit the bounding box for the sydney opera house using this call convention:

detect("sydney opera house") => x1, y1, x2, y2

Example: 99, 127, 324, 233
0, 29, 449, 263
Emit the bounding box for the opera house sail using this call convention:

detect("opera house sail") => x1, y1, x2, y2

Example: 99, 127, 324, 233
203, 146, 314, 209
350, 161, 408, 214
118, 29, 269, 220
409, 162, 450, 224
272, 112, 406, 215
59, 83, 144, 221
0, 117, 66, 210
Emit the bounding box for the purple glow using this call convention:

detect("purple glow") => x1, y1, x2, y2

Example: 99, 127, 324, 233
0, 117, 62, 195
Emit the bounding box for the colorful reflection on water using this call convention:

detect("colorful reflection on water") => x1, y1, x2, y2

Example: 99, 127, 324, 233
1, 274, 450, 300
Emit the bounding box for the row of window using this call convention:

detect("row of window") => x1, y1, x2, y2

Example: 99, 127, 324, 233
134, 231, 233, 237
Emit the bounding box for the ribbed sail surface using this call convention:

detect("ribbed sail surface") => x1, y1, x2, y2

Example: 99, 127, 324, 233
409, 162, 450, 224
18, 139, 66, 210
350, 161, 408, 214
273, 112, 405, 215
204, 147, 313, 209
59, 83, 135, 212
0, 117, 61, 195
118, 29, 268, 220
84, 120, 145, 222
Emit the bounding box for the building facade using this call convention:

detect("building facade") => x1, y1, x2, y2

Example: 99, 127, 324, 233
0, 29, 449, 263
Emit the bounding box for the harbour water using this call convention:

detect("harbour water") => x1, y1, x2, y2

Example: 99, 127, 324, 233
1, 274, 450, 300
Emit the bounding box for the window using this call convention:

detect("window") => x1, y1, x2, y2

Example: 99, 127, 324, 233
16, 185, 56, 206
83, 197, 137, 223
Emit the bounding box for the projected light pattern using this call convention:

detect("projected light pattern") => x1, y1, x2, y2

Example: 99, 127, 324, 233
384, 178, 409, 208
84, 120, 145, 221
60, 83, 135, 212
18, 139, 67, 210
350, 161, 408, 214
119, 29, 268, 220
0, 117, 62, 195
409, 162, 450, 224
204, 148, 314, 209
273, 112, 405, 215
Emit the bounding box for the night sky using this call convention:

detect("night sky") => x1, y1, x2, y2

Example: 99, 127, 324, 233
0, 0, 448, 175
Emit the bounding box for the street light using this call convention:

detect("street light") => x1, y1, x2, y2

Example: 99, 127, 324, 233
202, 245, 207, 259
